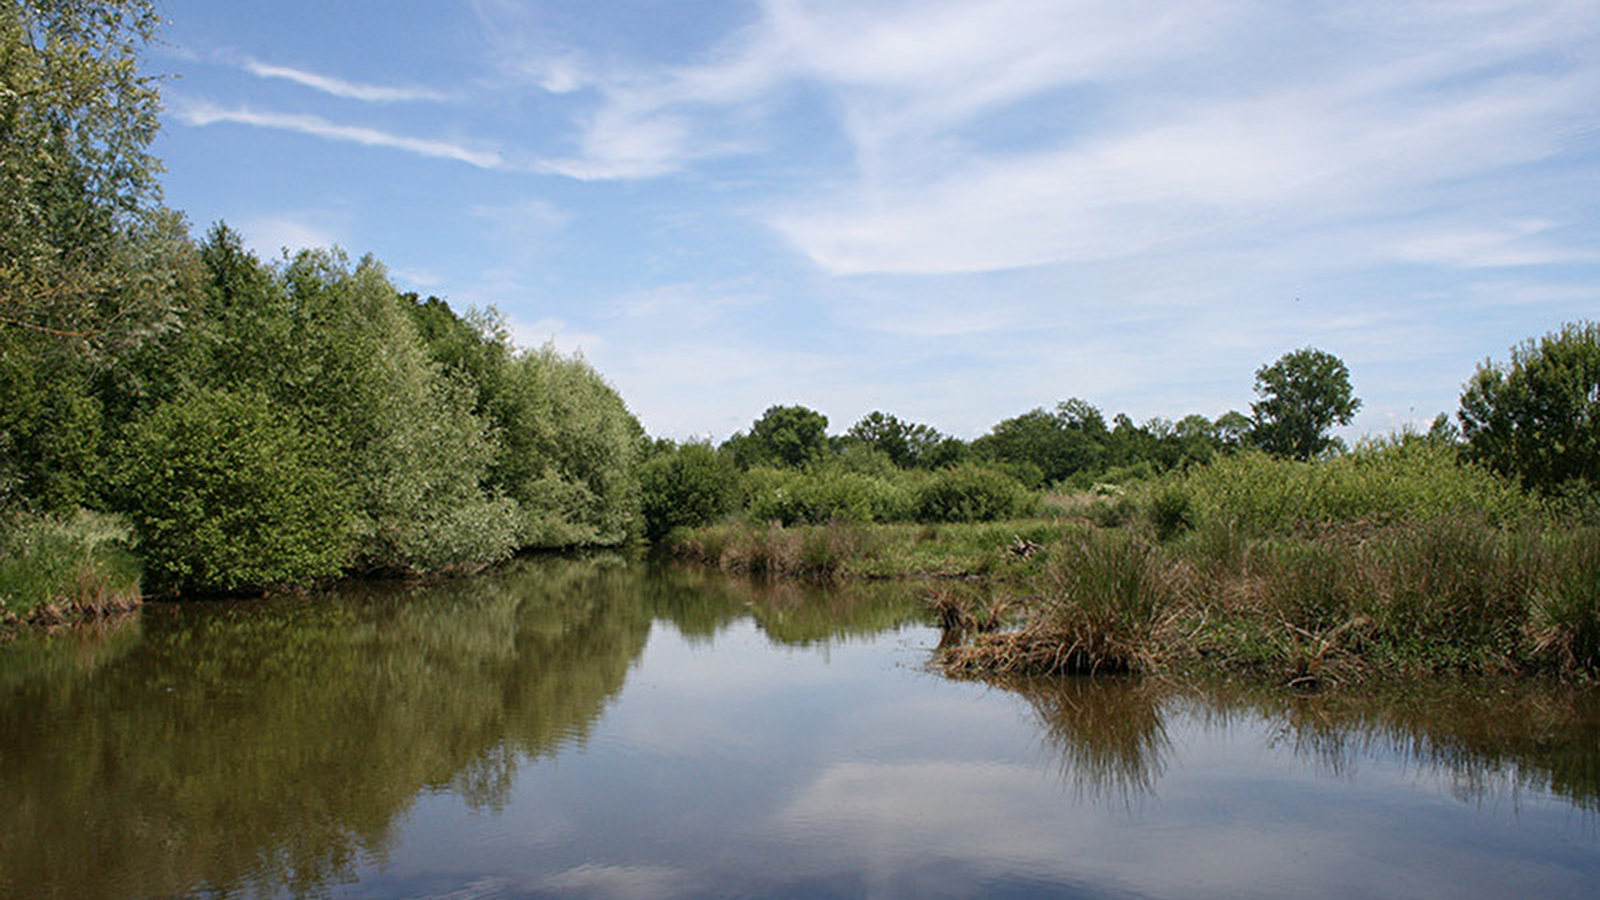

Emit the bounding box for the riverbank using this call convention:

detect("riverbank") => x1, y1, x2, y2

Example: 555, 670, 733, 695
663, 482, 1599, 686
0, 511, 143, 638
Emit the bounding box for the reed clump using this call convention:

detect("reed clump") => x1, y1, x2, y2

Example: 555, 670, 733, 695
940, 530, 1176, 676
0, 510, 143, 628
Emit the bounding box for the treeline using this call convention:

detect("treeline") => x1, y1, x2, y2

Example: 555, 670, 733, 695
1, 2, 640, 605
638, 347, 1349, 537
641, 330, 1599, 540
5, 224, 643, 597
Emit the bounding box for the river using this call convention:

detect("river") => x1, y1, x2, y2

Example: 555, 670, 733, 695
1, 555, 1596, 899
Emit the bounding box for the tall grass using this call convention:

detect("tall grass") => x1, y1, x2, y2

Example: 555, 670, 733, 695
0, 510, 143, 622
665, 520, 879, 581
941, 530, 1174, 675
1161, 440, 1534, 537
936, 515, 1600, 683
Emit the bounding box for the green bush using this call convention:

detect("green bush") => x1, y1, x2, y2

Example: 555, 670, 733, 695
741, 466, 904, 525
1146, 481, 1195, 541
913, 465, 1035, 523
639, 443, 735, 540
1176, 441, 1532, 536
114, 388, 356, 593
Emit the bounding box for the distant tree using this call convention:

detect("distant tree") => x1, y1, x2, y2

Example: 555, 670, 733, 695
1250, 348, 1361, 460
638, 442, 735, 540
846, 411, 948, 468
975, 398, 1109, 485
727, 405, 830, 468
1459, 321, 1600, 496
1213, 411, 1254, 451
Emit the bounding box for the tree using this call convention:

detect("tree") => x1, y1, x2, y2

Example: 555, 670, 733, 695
974, 398, 1109, 486
1250, 348, 1360, 460
846, 411, 947, 468
727, 405, 830, 469
1459, 321, 1600, 496
1213, 410, 1253, 450
638, 441, 734, 540
1, 0, 168, 348
1, 0, 185, 512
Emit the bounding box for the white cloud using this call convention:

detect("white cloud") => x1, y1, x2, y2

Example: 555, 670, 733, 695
175, 101, 503, 169
506, 314, 603, 357
1390, 220, 1598, 268
240, 58, 451, 103
472, 0, 1598, 286
236, 214, 343, 256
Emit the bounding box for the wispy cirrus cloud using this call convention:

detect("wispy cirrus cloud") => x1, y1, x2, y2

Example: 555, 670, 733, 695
238, 57, 452, 103
474, 0, 1600, 277
175, 101, 503, 168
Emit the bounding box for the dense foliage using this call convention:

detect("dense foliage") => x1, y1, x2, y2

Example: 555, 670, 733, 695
113, 387, 355, 592
639, 442, 735, 540
1250, 347, 1361, 460
1, 2, 644, 598
1460, 321, 1600, 499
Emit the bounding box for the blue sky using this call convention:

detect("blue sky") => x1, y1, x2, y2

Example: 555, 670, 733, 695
147, 0, 1599, 442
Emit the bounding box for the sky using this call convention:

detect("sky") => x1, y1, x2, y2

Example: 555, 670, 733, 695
146, 0, 1600, 442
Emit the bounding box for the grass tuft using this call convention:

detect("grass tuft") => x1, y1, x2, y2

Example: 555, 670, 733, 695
0, 510, 143, 626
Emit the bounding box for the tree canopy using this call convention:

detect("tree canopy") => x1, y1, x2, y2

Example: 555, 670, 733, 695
1250, 348, 1361, 460
1459, 321, 1600, 496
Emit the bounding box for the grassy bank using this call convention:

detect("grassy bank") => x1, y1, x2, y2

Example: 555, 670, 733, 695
0, 511, 143, 631
663, 517, 1078, 581
668, 441, 1600, 684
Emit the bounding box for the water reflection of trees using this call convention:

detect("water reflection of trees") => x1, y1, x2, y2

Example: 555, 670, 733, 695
976, 676, 1600, 813
1235, 683, 1600, 813
648, 565, 930, 648
0, 555, 654, 900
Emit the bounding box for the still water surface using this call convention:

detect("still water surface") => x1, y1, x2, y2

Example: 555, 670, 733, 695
2, 556, 1597, 899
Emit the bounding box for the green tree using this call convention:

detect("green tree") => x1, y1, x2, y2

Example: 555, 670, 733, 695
846, 411, 948, 468
0, 0, 190, 512
1459, 321, 1600, 496
1213, 410, 1253, 450
0, 0, 166, 345
726, 405, 830, 469
491, 344, 643, 547
275, 250, 520, 571
638, 441, 734, 540
1250, 348, 1361, 460
113, 387, 355, 593
974, 398, 1109, 486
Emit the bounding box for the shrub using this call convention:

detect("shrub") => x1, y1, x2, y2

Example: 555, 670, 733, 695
1145, 481, 1195, 541
113, 388, 357, 593
639, 443, 735, 540
1177, 442, 1531, 536
740, 466, 906, 525
914, 466, 1035, 523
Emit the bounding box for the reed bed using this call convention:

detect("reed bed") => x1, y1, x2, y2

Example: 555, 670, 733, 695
935, 517, 1600, 684
0, 511, 143, 630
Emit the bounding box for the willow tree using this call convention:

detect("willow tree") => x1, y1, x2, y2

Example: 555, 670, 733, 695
1, 0, 189, 511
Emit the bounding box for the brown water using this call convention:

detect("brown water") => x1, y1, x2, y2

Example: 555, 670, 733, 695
1, 555, 1596, 899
